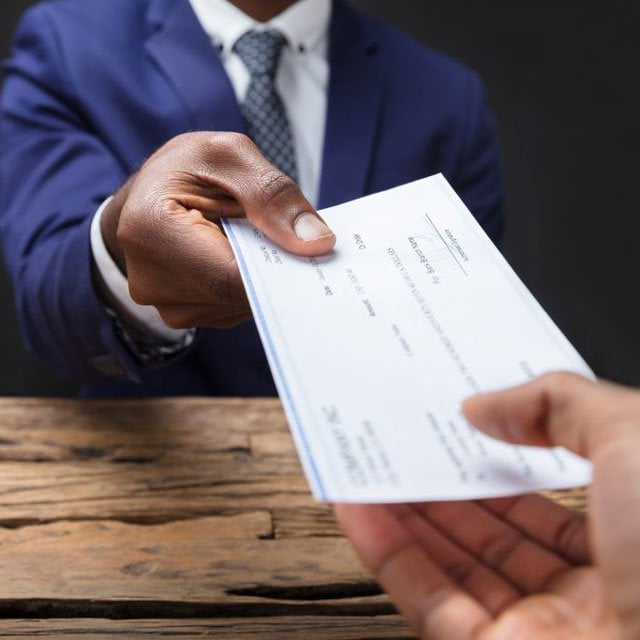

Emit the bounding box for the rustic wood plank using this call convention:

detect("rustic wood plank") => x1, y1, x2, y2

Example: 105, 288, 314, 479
0, 398, 588, 514
0, 459, 587, 527
0, 512, 274, 544
0, 517, 379, 607
250, 431, 297, 457
273, 505, 340, 538
0, 398, 588, 638
0, 460, 322, 526
0, 398, 287, 462
0, 617, 414, 639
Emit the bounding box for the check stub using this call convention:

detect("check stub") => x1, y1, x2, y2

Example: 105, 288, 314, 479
223, 175, 592, 503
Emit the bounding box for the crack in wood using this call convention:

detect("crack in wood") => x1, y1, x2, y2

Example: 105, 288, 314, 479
0, 600, 397, 620
226, 582, 383, 601
0, 512, 275, 530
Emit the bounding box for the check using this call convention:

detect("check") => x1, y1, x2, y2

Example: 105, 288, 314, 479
224, 175, 592, 503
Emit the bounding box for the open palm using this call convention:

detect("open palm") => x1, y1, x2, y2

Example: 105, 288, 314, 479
338, 374, 640, 638
336, 495, 619, 639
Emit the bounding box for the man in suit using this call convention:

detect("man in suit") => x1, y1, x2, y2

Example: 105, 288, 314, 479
0, 0, 504, 397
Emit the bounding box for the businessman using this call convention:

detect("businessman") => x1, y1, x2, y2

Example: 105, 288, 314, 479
0, 0, 504, 397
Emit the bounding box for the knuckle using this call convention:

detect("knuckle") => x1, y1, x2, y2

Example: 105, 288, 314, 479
115, 200, 139, 243
257, 169, 297, 208
195, 132, 257, 185
154, 133, 199, 165
538, 371, 562, 385
209, 131, 254, 157
538, 371, 573, 388
167, 131, 210, 151
117, 192, 167, 249
115, 216, 138, 249
538, 371, 589, 399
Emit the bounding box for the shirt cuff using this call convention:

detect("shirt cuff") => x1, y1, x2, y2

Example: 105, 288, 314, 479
90, 197, 192, 344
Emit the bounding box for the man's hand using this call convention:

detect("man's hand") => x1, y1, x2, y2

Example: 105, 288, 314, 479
100, 132, 336, 329
336, 373, 640, 639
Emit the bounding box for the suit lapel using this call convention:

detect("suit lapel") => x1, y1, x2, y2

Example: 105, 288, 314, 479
145, 0, 245, 133
319, 1, 383, 208
144, 0, 382, 205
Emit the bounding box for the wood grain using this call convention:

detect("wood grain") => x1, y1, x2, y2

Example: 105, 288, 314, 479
0, 397, 586, 637
0, 398, 286, 462
0, 617, 413, 639
0, 459, 316, 526
0, 516, 374, 604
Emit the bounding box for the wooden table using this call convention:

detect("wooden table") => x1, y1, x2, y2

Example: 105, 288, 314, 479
0, 398, 587, 639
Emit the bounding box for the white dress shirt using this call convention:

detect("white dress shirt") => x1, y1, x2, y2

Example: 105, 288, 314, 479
90, 0, 332, 342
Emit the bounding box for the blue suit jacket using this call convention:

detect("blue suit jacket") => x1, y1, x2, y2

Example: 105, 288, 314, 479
0, 0, 504, 397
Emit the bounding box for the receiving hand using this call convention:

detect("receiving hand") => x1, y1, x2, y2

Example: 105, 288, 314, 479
336, 373, 640, 639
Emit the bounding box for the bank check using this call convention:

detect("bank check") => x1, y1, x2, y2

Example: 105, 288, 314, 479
223, 175, 592, 503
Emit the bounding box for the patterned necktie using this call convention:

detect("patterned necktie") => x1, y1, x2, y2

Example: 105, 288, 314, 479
233, 30, 299, 182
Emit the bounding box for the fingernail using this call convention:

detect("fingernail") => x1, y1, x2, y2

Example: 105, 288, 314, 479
294, 212, 334, 242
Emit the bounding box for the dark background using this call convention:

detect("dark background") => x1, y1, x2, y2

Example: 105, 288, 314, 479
1, 1, 639, 396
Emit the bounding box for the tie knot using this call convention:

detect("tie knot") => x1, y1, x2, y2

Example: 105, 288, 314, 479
233, 30, 287, 78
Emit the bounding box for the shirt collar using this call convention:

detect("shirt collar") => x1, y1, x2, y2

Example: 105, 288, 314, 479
188, 0, 331, 56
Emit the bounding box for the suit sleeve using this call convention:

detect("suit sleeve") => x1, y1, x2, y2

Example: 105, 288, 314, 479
451, 71, 505, 246
0, 7, 147, 383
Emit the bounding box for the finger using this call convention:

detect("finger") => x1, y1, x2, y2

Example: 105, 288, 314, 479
479, 495, 589, 565
169, 190, 245, 220
390, 504, 522, 615
127, 211, 247, 307
157, 304, 251, 329
196, 133, 336, 256
415, 501, 572, 593
335, 504, 491, 639
462, 372, 640, 457
464, 374, 640, 634
544, 568, 620, 636
485, 568, 617, 640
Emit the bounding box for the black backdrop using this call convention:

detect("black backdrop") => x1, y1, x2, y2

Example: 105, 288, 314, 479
1, 1, 639, 396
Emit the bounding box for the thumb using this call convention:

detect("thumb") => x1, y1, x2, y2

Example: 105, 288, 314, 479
462, 372, 637, 458
197, 133, 336, 256
242, 168, 336, 257
465, 373, 640, 639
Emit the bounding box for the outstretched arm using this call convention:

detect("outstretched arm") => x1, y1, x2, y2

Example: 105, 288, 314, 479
0, 7, 333, 384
